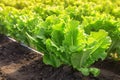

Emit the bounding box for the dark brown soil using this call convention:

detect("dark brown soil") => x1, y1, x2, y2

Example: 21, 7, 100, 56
0, 34, 120, 80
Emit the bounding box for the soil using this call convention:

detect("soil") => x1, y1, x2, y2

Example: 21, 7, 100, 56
0, 34, 120, 80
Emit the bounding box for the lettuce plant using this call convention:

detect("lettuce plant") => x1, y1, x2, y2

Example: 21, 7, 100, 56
29, 16, 111, 76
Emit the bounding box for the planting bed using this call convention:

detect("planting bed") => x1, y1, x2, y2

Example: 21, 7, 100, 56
0, 34, 120, 80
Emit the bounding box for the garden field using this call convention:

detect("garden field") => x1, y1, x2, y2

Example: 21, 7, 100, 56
0, 0, 120, 80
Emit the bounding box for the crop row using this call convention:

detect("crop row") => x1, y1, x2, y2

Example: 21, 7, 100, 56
0, 0, 120, 76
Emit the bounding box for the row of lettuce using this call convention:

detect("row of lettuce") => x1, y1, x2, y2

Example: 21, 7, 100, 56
0, 0, 120, 76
